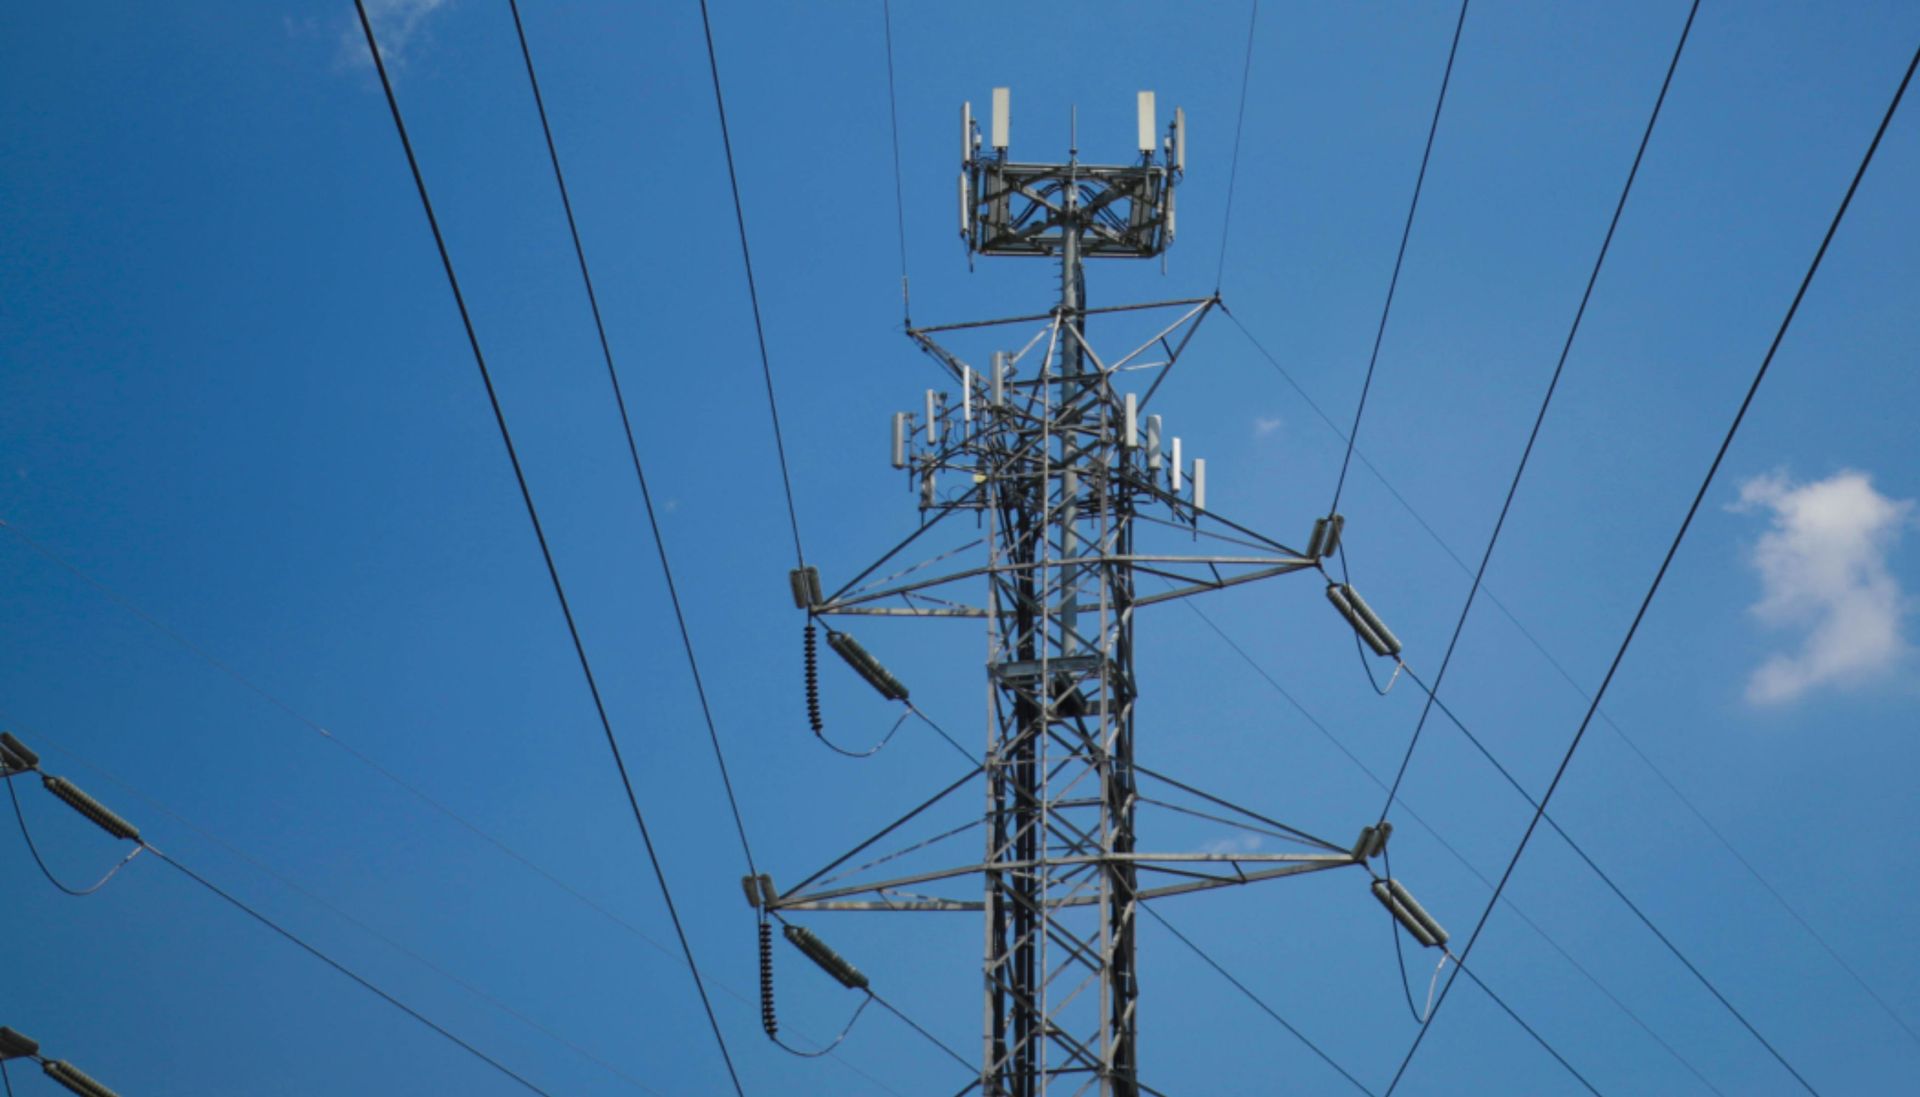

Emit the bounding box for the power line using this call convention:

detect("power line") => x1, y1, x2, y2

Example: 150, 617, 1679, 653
1177, 597, 1729, 1094
1213, 0, 1260, 294
0, 521, 904, 1094
1374, 0, 1700, 824
349, 4, 745, 1093
1327, 0, 1470, 518
696, 0, 808, 568
148, 844, 559, 1096
6, 776, 142, 897
7, 725, 669, 1095
1223, 272, 1920, 1062
1384, 39, 1920, 1096
504, 0, 759, 879
1139, 902, 1376, 1096
881, 0, 912, 327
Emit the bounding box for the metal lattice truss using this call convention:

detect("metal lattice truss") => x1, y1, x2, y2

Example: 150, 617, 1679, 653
781, 300, 1357, 1097
967, 159, 1176, 258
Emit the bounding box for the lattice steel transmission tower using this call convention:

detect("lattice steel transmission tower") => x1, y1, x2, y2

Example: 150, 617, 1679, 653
756, 89, 1381, 1097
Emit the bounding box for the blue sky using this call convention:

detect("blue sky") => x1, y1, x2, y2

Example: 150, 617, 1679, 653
3, 2, 1917, 1095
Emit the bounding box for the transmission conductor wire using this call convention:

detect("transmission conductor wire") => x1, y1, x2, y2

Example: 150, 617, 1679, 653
1213, 0, 1260, 293
1222, 288, 1920, 1059
1327, 0, 1470, 518
1374, 0, 1699, 826
882, 0, 912, 327
1384, 40, 1920, 1097
697, 0, 808, 568
0, 527, 908, 1097
349, 5, 746, 1094
1176, 594, 1730, 1094
145, 843, 558, 1096
505, 0, 759, 879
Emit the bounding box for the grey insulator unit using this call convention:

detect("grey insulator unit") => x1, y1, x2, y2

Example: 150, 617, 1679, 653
740, 873, 778, 909
1326, 583, 1402, 658
784, 923, 870, 990
0, 1027, 40, 1061
891, 413, 908, 469
1372, 878, 1448, 949
1351, 822, 1392, 861
0, 731, 38, 771
1305, 514, 1344, 560
43, 775, 140, 843
825, 630, 910, 702
43, 1060, 121, 1097
788, 566, 823, 610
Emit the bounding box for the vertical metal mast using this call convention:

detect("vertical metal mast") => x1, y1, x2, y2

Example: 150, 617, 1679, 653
763, 88, 1375, 1097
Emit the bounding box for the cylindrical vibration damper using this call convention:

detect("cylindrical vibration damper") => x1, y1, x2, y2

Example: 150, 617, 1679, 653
0, 731, 38, 770
1371, 879, 1441, 949
42, 775, 140, 843
1385, 877, 1448, 947
783, 924, 870, 990
0, 1027, 40, 1061
44, 1060, 121, 1097
1326, 584, 1391, 658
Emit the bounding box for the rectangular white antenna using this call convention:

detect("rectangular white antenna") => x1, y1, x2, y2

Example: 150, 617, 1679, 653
963, 366, 974, 422
1166, 186, 1176, 241
992, 352, 1006, 406
1147, 415, 1162, 469
926, 390, 937, 443
892, 413, 907, 469
1193, 459, 1207, 511
1123, 393, 1138, 448
1174, 106, 1186, 170
1171, 437, 1183, 491
1136, 91, 1156, 153
959, 172, 971, 236
991, 87, 1010, 150
962, 101, 973, 163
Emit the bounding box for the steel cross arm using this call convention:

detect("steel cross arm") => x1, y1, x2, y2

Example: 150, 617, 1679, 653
907, 298, 1218, 337
768, 852, 1353, 911
775, 860, 1356, 912
819, 554, 1310, 615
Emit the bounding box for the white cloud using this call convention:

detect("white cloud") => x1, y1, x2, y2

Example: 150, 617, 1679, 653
339, 0, 452, 70
1253, 415, 1283, 438
1732, 469, 1912, 705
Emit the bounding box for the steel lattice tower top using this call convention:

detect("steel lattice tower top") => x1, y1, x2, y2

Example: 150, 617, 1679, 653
758, 89, 1385, 1097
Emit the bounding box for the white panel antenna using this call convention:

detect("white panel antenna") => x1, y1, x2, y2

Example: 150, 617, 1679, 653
1136, 91, 1156, 153
963, 366, 974, 422
1171, 437, 1183, 491
1173, 106, 1186, 171
962, 101, 973, 163
1123, 393, 1138, 448
1146, 415, 1162, 468
991, 87, 1010, 151
1193, 459, 1206, 511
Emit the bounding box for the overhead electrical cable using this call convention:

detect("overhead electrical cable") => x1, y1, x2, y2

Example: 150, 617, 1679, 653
7, 725, 670, 1096
1222, 290, 1920, 1059
350, 5, 745, 1094
1384, 39, 1920, 1097
1375, 0, 1700, 826
149, 845, 561, 1097
0, 522, 903, 1095
7, 742, 564, 1097
1174, 596, 1728, 1093
882, 0, 912, 326
6, 777, 142, 897
696, 0, 808, 568
1326, 0, 1470, 518
505, 0, 759, 878
1212, 0, 1260, 293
